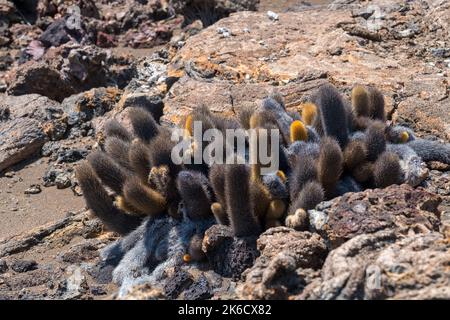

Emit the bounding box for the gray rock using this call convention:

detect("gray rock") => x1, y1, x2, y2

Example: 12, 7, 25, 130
431, 48, 450, 58
56, 148, 87, 163
237, 227, 327, 299
62, 266, 88, 299
42, 167, 65, 187
0, 259, 8, 273
7, 44, 134, 102
24, 184, 41, 195
202, 224, 259, 279
6, 62, 75, 102
0, 94, 63, 121
55, 173, 72, 189
299, 231, 450, 300
0, 117, 47, 172
11, 259, 38, 273
61, 87, 122, 123
308, 184, 441, 249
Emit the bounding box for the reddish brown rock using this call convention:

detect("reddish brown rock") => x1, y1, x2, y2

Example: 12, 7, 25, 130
202, 224, 259, 279
0, 94, 62, 120
0, 118, 47, 172
309, 184, 442, 249
237, 227, 327, 299
6, 44, 134, 102
162, 3, 450, 137
162, 75, 327, 125
299, 230, 450, 300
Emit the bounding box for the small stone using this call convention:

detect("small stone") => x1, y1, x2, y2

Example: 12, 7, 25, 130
11, 260, 38, 273
397, 29, 414, 39
71, 184, 83, 196
163, 267, 194, 299
431, 48, 450, 58
41, 141, 61, 157
183, 275, 212, 300
0, 259, 8, 273
90, 285, 107, 296
55, 173, 72, 189
267, 11, 279, 21
4, 171, 14, 178
0, 118, 47, 172
42, 120, 68, 141
24, 184, 42, 195
217, 27, 232, 38
43, 167, 64, 187
328, 46, 343, 56
56, 148, 87, 163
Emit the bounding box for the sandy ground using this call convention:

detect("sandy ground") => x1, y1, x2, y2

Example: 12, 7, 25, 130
0, 158, 84, 239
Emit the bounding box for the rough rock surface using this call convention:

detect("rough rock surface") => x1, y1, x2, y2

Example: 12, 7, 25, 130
163, 1, 450, 140
0, 94, 63, 120
299, 230, 450, 300
237, 227, 327, 299
6, 44, 135, 102
0, 118, 47, 172
308, 184, 442, 249
202, 224, 259, 279
0, 94, 69, 171
0, 211, 116, 299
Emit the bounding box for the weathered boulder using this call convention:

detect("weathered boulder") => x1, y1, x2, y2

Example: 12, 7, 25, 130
0, 93, 69, 171
299, 230, 450, 300
163, 75, 327, 125
171, 0, 260, 25
0, 117, 47, 172
162, 1, 450, 137
61, 87, 122, 124
6, 61, 74, 102
0, 93, 62, 121
309, 184, 442, 249
237, 227, 327, 299
202, 224, 259, 279
7, 44, 135, 102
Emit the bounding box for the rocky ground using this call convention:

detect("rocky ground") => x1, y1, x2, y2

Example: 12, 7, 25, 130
0, 0, 449, 300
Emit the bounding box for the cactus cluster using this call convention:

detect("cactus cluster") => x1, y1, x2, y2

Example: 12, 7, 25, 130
76, 82, 450, 290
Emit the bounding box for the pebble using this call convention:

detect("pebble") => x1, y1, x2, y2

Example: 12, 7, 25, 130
0, 260, 7, 273
24, 184, 42, 194
4, 171, 14, 178
267, 11, 279, 21
11, 260, 38, 273
431, 48, 450, 58
217, 27, 232, 38
55, 173, 72, 189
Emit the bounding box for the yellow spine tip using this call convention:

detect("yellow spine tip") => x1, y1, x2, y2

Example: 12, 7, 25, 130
400, 131, 409, 143
300, 103, 317, 126
276, 170, 286, 182
352, 85, 367, 97
249, 113, 259, 129
183, 254, 191, 263
290, 120, 308, 143
211, 202, 223, 214
115, 196, 134, 214
184, 114, 193, 137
